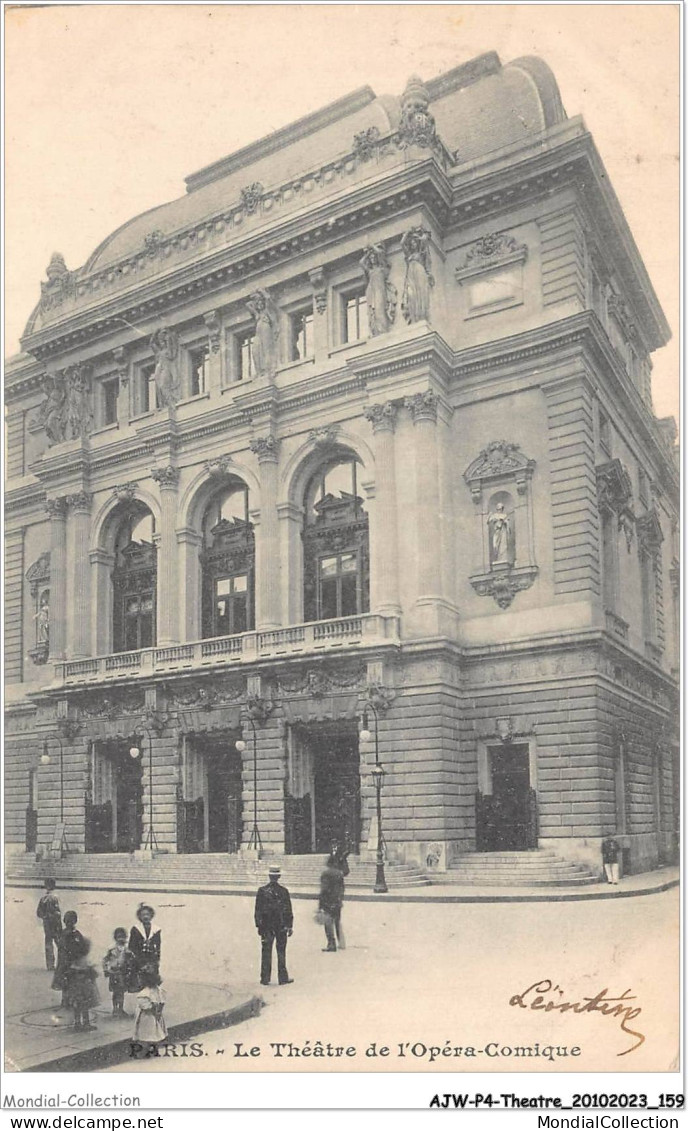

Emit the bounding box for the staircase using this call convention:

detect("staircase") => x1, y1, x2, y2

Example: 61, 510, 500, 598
5, 852, 430, 890
444, 850, 599, 886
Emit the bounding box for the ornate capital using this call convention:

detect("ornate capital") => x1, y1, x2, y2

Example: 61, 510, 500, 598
637, 509, 664, 553
203, 309, 222, 353
308, 267, 327, 315
364, 402, 397, 434
151, 465, 180, 489
596, 459, 633, 515
45, 497, 68, 520
112, 481, 138, 502
404, 390, 438, 424
250, 435, 280, 463
205, 455, 233, 478
66, 490, 93, 513
308, 425, 339, 447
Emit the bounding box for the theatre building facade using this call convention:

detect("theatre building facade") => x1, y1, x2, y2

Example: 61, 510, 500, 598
4, 53, 679, 882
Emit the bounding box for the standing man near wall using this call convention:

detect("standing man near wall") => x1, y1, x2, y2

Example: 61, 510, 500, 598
254, 866, 294, 986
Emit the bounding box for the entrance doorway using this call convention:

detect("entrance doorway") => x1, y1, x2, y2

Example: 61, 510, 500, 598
285, 721, 360, 854
85, 741, 143, 853
476, 742, 537, 851
178, 733, 243, 853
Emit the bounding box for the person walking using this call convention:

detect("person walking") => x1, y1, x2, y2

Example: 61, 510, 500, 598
318, 855, 346, 952
36, 878, 62, 971
602, 837, 621, 884
254, 866, 294, 986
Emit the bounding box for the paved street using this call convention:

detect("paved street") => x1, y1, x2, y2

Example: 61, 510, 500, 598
5, 885, 678, 1074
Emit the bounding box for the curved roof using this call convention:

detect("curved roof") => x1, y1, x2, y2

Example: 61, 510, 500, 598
83, 52, 565, 274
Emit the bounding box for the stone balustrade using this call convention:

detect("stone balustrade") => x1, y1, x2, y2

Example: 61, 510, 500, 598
53, 613, 400, 687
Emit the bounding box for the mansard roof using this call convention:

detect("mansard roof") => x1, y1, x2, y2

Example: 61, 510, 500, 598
79, 52, 564, 274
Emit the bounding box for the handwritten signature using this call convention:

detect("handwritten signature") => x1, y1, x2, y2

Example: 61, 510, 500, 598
509, 978, 645, 1056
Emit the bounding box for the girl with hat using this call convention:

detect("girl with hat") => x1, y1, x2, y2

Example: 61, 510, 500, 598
128, 903, 161, 990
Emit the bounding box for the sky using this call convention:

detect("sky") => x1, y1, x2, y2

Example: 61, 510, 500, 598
4, 3, 680, 420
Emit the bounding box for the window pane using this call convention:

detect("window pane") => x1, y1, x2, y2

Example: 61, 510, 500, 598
125, 596, 140, 616
291, 310, 313, 360
340, 572, 358, 616
216, 598, 230, 635
340, 553, 357, 573
232, 596, 247, 633
320, 557, 338, 577
345, 294, 366, 342
239, 335, 254, 381
216, 578, 231, 595
139, 365, 154, 414
103, 380, 119, 425
125, 620, 139, 651
232, 574, 247, 592
139, 614, 153, 649
190, 345, 208, 396
320, 577, 338, 620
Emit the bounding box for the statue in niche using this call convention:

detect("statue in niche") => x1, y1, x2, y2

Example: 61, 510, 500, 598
360, 244, 397, 336
246, 289, 279, 379
150, 327, 181, 408
34, 593, 50, 645
63, 367, 93, 440
38, 373, 67, 445
401, 227, 434, 323
487, 502, 514, 567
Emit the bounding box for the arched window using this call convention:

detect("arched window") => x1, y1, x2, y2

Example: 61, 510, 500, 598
302, 457, 369, 621
201, 482, 254, 638
112, 509, 157, 652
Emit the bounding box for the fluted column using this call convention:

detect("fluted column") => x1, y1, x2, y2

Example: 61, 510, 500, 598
364, 402, 401, 616
45, 497, 68, 660
67, 491, 93, 658
251, 436, 281, 629
151, 466, 180, 646
405, 391, 441, 600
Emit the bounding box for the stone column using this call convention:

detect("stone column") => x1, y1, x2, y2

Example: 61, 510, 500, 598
250, 436, 281, 630
405, 391, 441, 600
364, 402, 401, 616
203, 310, 223, 395
67, 491, 93, 658
177, 527, 203, 641
277, 501, 304, 625
90, 548, 114, 656
151, 466, 180, 646
45, 497, 69, 660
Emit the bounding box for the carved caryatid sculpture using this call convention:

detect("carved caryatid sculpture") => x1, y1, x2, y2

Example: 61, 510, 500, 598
246, 289, 279, 379
360, 244, 396, 336
401, 226, 434, 323
38, 373, 68, 445
150, 327, 181, 408
487, 503, 514, 567
63, 365, 93, 440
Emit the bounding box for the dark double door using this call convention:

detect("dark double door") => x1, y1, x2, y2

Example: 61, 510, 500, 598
476, 744, 537, 852
86, 743, 143, 853
285, 724, 360, 854
178, 737, 243, 854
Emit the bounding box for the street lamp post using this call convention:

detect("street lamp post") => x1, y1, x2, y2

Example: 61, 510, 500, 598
236, 717, 262, 854
40, 733, 69, 855
360, 704, 388, 894
129, 730, 158, 853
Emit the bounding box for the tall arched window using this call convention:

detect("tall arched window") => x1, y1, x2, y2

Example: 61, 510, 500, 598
112, 509, 157, 652
201, 482, 254, 638
302, 457, 369, 621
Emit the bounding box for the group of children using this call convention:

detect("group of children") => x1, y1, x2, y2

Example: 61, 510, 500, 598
37, 881, 167, 1042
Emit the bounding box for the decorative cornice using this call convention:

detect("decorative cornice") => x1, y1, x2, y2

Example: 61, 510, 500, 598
460, 231, 527, 272
404, 389, 438, 424
464, 440, 535, 503
470, 564, 539, 609
150, 465, 180, 488
364, 402, 397, 434
596, 459, 633, 515
250, 435, 280, 463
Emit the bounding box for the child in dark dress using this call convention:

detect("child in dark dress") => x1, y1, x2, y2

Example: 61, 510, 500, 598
65, 937, 100, 1031
103, 928, 134, 1018
52, 911, 85, 1009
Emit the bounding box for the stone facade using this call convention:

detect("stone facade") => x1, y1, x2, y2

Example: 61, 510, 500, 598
4, 54, 679, 877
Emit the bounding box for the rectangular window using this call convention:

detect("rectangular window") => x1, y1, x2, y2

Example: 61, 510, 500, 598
599, 409, 611, 455
289, 307, 314, 361
236, 331, 255, 382
214, 574, 248, 635
188, 344, 209, 397
318, 552, 359, 619
136, 362, 155, 415
101, 377, 119, 426
342, 291, 367, 343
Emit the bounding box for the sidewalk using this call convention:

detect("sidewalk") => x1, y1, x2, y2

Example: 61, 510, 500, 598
5, 969, 262, 1073
5, 865, 678, 903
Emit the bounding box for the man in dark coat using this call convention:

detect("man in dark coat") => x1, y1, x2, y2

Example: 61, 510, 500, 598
319, 857, 346, 952
254, 866, 294, 986
36, 878, 62, 970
